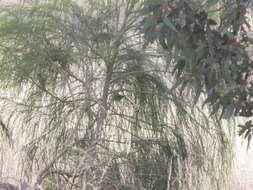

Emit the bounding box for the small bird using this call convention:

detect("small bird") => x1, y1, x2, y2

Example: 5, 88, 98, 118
112, 92, 125, 102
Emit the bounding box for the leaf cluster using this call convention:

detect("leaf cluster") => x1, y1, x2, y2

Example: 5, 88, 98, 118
141, 0, 253, 141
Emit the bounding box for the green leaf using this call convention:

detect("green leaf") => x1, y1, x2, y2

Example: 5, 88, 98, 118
171, 78, 183, 91
142, 17, 156, 31
163, 17, 178, 32
207, 19, 217, 26
247, 134, 252, 150
173, 59, 186, 76
210, 102, 221, 116
207, 0, 219, 8
203, 92, 219, 107
140, 0, 161, 15
193, 83, 202, 105
222, 104, 235, 119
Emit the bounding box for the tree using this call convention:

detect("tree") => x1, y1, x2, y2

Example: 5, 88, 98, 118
0, 0, 234, 189
141, 0, 253, 145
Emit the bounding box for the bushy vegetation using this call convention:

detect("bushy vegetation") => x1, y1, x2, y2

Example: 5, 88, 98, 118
0, 0, 250, 189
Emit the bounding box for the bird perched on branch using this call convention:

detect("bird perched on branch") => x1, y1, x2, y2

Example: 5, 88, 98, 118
112, 92, 125, 102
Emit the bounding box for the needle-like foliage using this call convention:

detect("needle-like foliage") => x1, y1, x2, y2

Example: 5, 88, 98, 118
0, 1, 234, 189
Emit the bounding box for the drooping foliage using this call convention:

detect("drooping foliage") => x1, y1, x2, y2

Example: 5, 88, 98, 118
0, 0, 234, 190
140, 0, 253, 143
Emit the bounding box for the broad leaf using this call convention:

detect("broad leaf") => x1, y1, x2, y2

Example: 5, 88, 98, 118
163, 17, 178, 32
